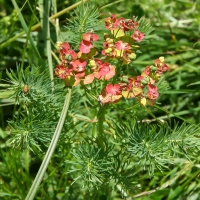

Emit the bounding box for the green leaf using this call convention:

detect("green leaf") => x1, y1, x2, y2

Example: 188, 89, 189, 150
0, 90, 15, 98
161, 89, 195, 94
188, 81, 200, 86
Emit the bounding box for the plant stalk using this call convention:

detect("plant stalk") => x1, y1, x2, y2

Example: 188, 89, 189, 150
25, 88, 72, 200
97, 105, 106, 149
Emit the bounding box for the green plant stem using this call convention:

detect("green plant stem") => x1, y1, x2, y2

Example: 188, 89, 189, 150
11, 0, 41, 58
43, 0, 54, 82
154, 104, 195, 125
97, 105, 106, 149
25, 88, 72, 200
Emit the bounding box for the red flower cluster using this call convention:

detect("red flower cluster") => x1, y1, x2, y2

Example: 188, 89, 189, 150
102, 14, 144, 64
55, 14, 169, 106
55, 32, 116, 86
98, 57, 168, 106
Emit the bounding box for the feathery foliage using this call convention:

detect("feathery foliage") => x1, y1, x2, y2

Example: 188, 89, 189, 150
0, 1, 200, 200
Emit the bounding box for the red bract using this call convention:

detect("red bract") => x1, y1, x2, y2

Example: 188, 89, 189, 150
57, 42, 70, 52
105, 14, 123, 30
59, 49, 77, 64
134, 76, 144, 88
83, 32, 99, 42
106, 83, 122, 95
154, 57, 169, 73
93, 60, 116, 80
132, 30, 145, 42
79, 40, 94, 54
71, 60, 87, 72
98, 83, 123, 105
120, 19, 138, 31
142, 66, 151, 76
73, 72, 86, 86
79, 32, 99, 54
83, 74, 95, 85
55, 65, 71, 79
147, 84, 159, 100
115, 41, 130, 50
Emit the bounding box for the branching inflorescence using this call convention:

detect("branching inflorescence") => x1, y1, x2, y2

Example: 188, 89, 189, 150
55, 14, 169, 106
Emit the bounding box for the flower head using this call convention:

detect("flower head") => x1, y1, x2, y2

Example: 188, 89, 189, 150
105, 14, 123, 30
154, 57, 169, 73
132, 30, 145, 42
93, 60, 116, 80
98, 83, 123, 105
71, 60, 87, 72
55, 65, 71, 79
83, 32, 99, 42
120, 19, 138, 31
147, 84, 159, 100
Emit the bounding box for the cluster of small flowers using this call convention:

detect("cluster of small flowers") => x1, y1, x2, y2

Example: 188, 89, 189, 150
99, 56, 168, 106
55, 14, 168, 106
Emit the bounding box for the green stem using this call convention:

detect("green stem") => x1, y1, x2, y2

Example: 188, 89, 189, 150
25, 88, 72, 200
97, 105, 106, 149
154, 104, 195, 125
44, 0, 54, 84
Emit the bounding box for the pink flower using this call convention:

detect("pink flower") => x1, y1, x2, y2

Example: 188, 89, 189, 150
134, 76, 144, 88
55, 65, 71, 79
105, 14, 123, 30
79, 40, 94, 54
120, 19, 138, 31
142, 66, 151, 76
154, 57, 168, 73
83, 32, 99, 42
83, 74, 95, 85
59, 49, 77, 64
147, 84, 159, 100
115, 41, 130, 50
57, 42, 70, 52
98, 83, 123, 105
79, 32, 99, 54
106, 83, 122, 95
132, 30, 145, 42
71, 60, 87, 72
93, 60, 116, 80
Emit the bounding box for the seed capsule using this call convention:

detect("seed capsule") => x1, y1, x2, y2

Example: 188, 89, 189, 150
23, 85, 29, 93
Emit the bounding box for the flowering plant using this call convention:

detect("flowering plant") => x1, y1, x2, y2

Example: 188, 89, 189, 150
55, 14, 168, 107
3, 3, 199, 200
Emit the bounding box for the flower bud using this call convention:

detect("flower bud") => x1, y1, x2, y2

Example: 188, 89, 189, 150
106, 38, 114, 44
56, 41, 62, 49
128, 53, 136, 60
120, 75, 129, 83
140, 97, 147, 106
150, 65, 157, 71
65, 54, 72, 61
105, 47, 112, 54
23, 85, 29, 93
88, 60, 96, 68
140, 77, 149, 85
159, 56, 165, 62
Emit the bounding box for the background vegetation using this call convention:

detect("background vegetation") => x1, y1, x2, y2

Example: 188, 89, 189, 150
0, 0, 200, 199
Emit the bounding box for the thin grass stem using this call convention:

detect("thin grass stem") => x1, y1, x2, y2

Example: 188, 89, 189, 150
25, 88, 72, 200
